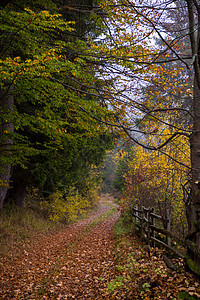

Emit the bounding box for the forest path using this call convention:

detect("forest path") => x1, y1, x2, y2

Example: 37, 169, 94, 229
0, 194, 121, 299
1, 195, 200, 299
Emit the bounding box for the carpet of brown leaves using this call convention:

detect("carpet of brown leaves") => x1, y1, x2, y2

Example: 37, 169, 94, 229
0, 195, 200, 299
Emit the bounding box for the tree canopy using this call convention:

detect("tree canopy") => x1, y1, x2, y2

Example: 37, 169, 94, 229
0, 0, 114, 208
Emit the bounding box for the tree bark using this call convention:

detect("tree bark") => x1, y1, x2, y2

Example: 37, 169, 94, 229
185, 0, 200, 271
0, 88, 14, 211
186, 79, 200, 268
6, 165, 28, 208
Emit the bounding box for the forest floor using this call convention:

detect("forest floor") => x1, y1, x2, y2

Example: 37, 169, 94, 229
0, 194, 200, 299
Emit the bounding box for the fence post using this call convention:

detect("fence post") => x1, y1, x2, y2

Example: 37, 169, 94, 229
166, 209, 171, 246
151, 207, 155, 247
135, 204, 139, 224
147, 208, 150, 245
141, 206, 145, 238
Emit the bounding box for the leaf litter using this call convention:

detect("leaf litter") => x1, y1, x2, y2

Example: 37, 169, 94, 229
0, 195, 199, 299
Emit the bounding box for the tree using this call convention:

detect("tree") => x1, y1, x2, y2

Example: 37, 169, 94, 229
0, 1, 114, 209
185, 0, 200, 269
2, 0, 200, 271
0, 88, 14, 209
120, 132, 189, 237
87, 0, 200, 271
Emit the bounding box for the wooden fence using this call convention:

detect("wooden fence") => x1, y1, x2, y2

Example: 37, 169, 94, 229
131, 205, 200, 273
131, 205, 186, 259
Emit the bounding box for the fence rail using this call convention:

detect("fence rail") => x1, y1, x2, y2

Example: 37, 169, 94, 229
131, 205, 200, 274
131, 205, 185, 259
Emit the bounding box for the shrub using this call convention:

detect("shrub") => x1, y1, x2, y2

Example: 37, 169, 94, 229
40, 187, 91, 223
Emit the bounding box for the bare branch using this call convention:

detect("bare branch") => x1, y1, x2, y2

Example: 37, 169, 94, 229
126, 0, 190, 69
149, 107, 193, 118
116, 116, 190, 151
49, 77, 99, 98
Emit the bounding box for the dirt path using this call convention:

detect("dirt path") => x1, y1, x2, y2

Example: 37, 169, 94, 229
0, 194, 121, 299
1, 195, 200, 299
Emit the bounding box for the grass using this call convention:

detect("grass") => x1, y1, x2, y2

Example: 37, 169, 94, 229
113, 210, 136, 239
105, 210, 140, 294
0, 202, 61, 255
86, 206, 117, 231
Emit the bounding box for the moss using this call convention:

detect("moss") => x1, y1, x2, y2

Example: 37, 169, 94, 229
177, 291, 200, 299
186, 258, 200, 275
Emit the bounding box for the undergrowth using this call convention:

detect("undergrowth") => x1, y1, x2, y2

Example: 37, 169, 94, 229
107, 210, 137, 293
0, 202, 59, 254
0, 187, 99, 255
109, 210, 200, 299
113, 209, 135, 238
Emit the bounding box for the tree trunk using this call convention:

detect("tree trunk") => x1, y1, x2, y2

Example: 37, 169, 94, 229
0, 88, 14, 211
0, 164, 12, 211
186, 79, 200, 270
185, 0, 200, 273
6, 165, 28, 208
